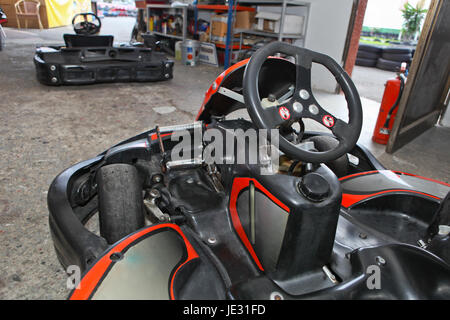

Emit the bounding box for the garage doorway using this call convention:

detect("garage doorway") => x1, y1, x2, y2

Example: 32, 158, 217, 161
386, 0, 450, 152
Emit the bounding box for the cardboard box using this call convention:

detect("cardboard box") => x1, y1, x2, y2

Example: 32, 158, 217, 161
211, 11, 255, 37
255, 11, 304, 34
234, 11, 255, 30
211, 14, 228, 37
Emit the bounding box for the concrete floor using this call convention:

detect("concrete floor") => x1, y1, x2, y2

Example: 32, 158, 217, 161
0, 18, 448, 299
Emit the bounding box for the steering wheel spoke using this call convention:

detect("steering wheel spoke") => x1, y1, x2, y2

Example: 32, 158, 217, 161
263, 104, 296, 128
330, 119, 351, 142
295, 64, 312, 93
301, 100, 339, 130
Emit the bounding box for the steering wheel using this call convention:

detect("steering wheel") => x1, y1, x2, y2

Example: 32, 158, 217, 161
72, 12, 101, 35
243, 41, 363, 163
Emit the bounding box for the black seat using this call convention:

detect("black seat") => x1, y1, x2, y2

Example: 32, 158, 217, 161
63, 34, 114, 48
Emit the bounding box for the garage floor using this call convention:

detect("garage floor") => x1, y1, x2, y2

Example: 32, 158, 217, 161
0, 19, 449, 299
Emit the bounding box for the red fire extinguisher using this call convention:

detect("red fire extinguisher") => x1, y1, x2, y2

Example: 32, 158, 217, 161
372, 65, 407, 145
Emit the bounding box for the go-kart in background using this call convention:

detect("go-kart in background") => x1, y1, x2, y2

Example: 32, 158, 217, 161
0, 17, 449, 299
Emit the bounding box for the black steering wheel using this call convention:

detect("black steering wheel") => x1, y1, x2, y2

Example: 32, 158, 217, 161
243, 41, 363, 163
72, 12, 101, 35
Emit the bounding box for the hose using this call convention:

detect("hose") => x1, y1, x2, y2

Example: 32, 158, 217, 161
382, 73, 406, 129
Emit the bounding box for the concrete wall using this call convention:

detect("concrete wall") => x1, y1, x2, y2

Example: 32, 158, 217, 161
304, 0, 355, 93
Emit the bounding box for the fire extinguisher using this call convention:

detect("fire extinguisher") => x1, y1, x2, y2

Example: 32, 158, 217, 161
372, 64, 407, 145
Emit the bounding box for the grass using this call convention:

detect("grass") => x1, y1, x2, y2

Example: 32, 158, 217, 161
359, 36, 401, 46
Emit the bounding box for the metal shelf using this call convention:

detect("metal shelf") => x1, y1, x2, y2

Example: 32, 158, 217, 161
146, 4, 189, 41
193, 0, 309, 69
146, 4, 189, 9
234, 28, 304, 39
238, 0, 308, 5
196, 4, 255, 12
152, 31, 184, 40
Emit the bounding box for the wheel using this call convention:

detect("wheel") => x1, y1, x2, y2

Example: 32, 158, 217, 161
357, 50, 380, 60
72, 12, 101, 35
306, 136, 349, 177
381, 52, 412, 62
381, 47, 412, 54
243, 41, 363, 163
355, 57, 377, 67
358, 44, 382, 53
97, 164, 145, 244
376, 58, 403, 72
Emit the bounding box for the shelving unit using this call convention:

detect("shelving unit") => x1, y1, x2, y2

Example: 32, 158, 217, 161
194, 1, 256, 69
146, 3, 189, 41
237, 0, 309, 41
144, 1, 309, 70
206, 0, 309, 69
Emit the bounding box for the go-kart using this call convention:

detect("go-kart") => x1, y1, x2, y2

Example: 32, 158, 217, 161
34, 12, 174, 86
47, 42, 450, 300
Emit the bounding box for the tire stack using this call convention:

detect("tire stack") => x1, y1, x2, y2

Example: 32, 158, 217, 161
356, 44, 382, 68
377, 47, 413, 72
356, 43, 414, 72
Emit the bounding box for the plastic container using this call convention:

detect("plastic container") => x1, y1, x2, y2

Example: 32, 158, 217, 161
175, 41, 182, 61
181, 40, 200, 66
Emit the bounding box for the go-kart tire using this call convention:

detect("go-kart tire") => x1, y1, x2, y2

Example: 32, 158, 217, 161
376, 58, 402, 72
381, 47, 412, 54
355, 57, 377, 67
358, 44, 382, 53
357, 50, 380, 60
97, 164, 145, 244
307, 136, 349, 178
381, 52, 412, 62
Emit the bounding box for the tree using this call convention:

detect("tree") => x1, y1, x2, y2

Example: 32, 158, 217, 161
401, 1, 428, 40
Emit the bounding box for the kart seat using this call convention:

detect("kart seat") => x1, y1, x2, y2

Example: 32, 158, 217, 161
63, 34, 114, 48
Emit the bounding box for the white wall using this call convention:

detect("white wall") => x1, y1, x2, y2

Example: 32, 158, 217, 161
303, 0, 355, 93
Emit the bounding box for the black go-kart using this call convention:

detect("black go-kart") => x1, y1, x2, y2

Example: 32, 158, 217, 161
34, 12, 174, 86
48, 42, 450, 300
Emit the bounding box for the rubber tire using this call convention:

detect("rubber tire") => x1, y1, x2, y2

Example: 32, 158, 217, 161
97, 164, 145, 244
306, 136, 349, 178
355, 57, 377, 67
381, 52, 412, 62
357, 50, 380, 60
358, 44, 382, 53
381, 47, 412, 54
376, 58, 403, 72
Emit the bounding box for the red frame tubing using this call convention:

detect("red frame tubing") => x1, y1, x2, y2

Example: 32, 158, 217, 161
196, 58, 249, 121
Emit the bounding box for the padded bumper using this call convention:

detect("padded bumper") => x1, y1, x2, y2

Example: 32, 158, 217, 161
34, 46, 174, 86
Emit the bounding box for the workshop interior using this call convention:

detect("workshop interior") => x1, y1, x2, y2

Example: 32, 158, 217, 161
0, 0, 449, 303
